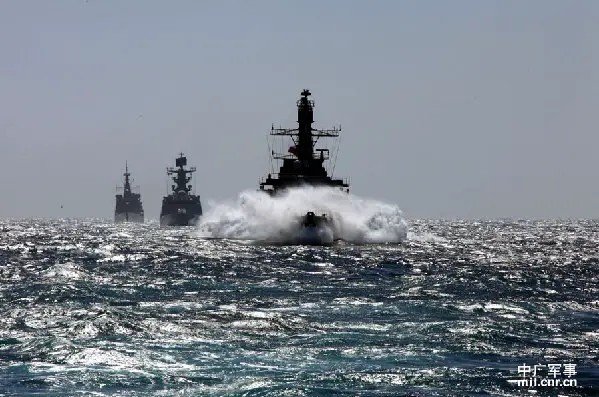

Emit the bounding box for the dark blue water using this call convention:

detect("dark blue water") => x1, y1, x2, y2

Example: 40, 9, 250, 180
0, 219, 597, 396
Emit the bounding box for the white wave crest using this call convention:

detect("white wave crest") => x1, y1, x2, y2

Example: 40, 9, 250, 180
195, 186, 408, 244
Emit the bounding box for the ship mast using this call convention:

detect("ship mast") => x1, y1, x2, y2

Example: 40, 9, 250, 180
297, 89, 315, 161
270, 89, 341, 165
123, 161, 132, 196
167, 152, 196, 194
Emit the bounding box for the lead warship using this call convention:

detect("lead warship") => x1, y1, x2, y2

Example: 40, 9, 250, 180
259, 89, 349, 244
114, 162, 144, 223
160, 153, 203, 226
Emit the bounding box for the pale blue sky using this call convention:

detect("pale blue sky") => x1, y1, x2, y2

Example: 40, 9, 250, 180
1, 0, 597, 219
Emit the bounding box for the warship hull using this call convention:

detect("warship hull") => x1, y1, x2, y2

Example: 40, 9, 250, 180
291, 226, 335, 246
115, 212, 144, 223
287, 212, 335, 246
159, 212, 201, 227
159, 201, 203, 227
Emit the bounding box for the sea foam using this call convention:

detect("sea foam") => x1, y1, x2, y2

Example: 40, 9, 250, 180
195, 186, 408, 244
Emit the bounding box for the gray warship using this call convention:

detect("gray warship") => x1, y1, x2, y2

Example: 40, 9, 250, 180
259, 89, 349, 244
160, 153, 203, 226
114, 162, 144, 223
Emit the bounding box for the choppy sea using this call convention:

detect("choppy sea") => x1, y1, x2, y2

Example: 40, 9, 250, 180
0, 189, 598, 396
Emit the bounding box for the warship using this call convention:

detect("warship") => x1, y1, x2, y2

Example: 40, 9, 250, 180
160, 153, 203, 226
259, 89, 349, 245
114, 162, 144, 223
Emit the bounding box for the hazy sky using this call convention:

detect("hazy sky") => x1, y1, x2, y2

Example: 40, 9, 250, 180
1, 0, 598, 219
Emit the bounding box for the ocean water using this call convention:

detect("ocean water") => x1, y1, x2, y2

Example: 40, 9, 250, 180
0, 190, 598, 396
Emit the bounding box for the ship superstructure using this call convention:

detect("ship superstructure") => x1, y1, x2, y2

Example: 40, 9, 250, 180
259, 89, 349, 194
159, 153, 203, 226
114, 162, 144, 223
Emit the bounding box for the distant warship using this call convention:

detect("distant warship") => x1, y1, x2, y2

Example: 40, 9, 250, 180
259, 89, 349, 245
160, 153, 203, 226
114, 162, 144, 223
